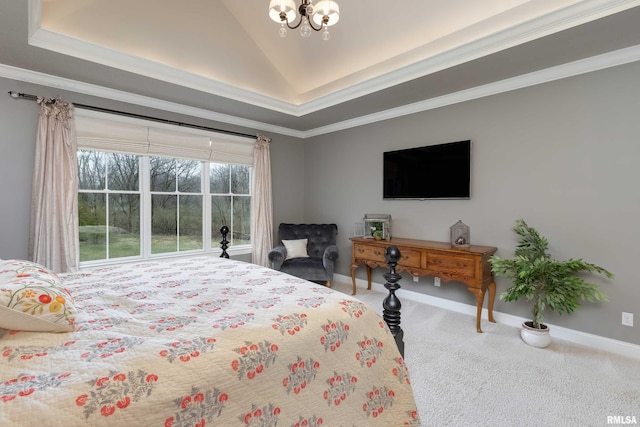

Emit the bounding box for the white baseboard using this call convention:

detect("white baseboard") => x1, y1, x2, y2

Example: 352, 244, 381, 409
335, 273, 640, 360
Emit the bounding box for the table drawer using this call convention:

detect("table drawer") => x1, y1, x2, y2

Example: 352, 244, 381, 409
427, 253, 476, 279
353, 243, 386, 262
354, 243, 421, 268
399, 250, 421, 268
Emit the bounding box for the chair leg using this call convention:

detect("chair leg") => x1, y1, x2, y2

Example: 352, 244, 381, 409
326, 280, 332, 288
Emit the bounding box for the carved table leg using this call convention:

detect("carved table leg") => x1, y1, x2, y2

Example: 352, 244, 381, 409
366, 265, 372, 290
474, 289, 484, 333
487, 281, 497, 323
350, 264, 358, 296
383, 246, 404, 358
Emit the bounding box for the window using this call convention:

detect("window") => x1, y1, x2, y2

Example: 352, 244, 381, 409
210, 163, 252, 246
75, 110, 255, 264
78, 152, 252, 263
150, 156, 203, 254
78, 150, 141, 262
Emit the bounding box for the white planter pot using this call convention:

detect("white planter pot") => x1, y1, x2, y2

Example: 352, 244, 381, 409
520, 321, 551, 348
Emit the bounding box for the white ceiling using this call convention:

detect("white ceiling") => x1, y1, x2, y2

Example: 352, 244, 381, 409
1, 0, 639, 134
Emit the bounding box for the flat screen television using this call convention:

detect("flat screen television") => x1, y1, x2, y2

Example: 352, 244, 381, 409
383, 140, 471, 200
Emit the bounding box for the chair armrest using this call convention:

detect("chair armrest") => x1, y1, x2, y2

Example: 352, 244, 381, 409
322, 245, 339, 276
323, 245, 339, 262
268, 245, 287, 270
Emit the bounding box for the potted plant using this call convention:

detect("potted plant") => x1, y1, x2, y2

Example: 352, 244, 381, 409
490, 219, 613, 348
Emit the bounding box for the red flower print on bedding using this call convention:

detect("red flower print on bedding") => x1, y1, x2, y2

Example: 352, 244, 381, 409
231, 340, 279, 380
2, 340, 75, 362
173, 288, 208, 299
269, 285, 296, 295
392, 356, 412, 385
362, 386, 398, 420
339, 299, 368, 318
159, 337, 217, 363
75, 370, 158, 419
271, 313, 308, 335
125, 290, 153, 300
355, 336, 384, 368
79, 336, 145, 361
244, 278, 270, 286
1, 373, 70, 403
291, 415, 325, 427
219, 287, 252, 296
323, 371, 357, 407
78, 316, 129, 332
319, 320, 350, 352
282, 356, 320, 395
164, 386, 228, 426
403, 409, 421, 426
212, 312, 255, 330
155, 279, 189, 289
240, 403, 281, 427
130, 301, 177, 315
247, 297, 281, 309
296, 296, 325, 308
150, 316, 198, 332
190, 298, 230, 314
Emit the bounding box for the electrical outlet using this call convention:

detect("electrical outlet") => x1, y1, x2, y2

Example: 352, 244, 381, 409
434, 277, 441, 287
412, 275, 419, 283
622, 312, 633, 327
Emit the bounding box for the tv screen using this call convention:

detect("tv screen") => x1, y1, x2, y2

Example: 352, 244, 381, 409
383, 140, 471, 200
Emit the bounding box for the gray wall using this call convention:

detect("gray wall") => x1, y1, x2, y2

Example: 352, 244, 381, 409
2, 60, 639, 346
0, 76, 306, 260
304, 61, 640, 345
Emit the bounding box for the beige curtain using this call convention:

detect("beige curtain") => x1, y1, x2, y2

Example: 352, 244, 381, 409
251, 134, 273, 267
29, 97, 79, 273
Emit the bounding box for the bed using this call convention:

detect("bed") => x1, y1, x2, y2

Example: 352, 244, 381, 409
0, 256, 420, 426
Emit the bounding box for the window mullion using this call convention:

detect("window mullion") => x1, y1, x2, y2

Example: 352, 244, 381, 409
141, 156, 151, 258
203, 162, 212, 251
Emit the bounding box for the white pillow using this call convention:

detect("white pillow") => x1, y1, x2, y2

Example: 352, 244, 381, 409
282, 239, 309, 260
0, 260, 78, 332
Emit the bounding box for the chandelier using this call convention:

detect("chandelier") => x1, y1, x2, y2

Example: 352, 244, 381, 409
268, 0, 340, 40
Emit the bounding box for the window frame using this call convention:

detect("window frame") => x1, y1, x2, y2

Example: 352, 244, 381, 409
75, 110, 255, 267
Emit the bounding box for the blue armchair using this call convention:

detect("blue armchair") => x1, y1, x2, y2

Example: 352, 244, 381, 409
268, 223, 339, 287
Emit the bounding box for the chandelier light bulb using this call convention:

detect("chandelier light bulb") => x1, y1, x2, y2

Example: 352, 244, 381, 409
300, 20, 312, 38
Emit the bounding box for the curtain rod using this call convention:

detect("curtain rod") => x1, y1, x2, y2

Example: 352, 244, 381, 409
8, 91, 257, 140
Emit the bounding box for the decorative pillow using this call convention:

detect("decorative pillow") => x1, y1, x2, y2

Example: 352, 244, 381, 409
0, 260, 78, 332
282, 239, 309, 260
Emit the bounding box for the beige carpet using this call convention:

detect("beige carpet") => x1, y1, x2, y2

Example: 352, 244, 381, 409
330, 280, 640, 427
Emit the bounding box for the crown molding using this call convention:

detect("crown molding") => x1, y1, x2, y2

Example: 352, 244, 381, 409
3, 43, 640, 139
305, 43, 640, 137
0, 64, 306, 138
27, 27, 299, 117
27, 0, 640, 117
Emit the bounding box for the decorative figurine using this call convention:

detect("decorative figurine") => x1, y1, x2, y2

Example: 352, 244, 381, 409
450, 220, 470, 248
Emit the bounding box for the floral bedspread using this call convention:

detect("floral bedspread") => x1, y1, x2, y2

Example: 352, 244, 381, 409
1, 256, 420, 426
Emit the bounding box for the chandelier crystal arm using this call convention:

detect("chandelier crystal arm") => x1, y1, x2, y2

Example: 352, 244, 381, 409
279, 6, 325, 31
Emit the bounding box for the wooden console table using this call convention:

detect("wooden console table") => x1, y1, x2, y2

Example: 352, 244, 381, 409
350, 237, 498, 333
